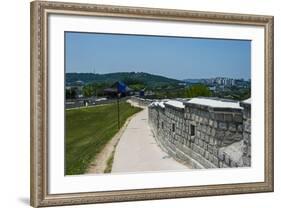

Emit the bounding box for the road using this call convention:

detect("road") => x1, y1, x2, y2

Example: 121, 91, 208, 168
111, 107, 188, 173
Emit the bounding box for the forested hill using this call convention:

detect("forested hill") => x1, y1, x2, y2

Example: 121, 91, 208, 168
66, 72, 180, 88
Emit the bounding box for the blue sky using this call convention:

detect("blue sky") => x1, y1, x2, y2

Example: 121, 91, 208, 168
65, 32, 251, 80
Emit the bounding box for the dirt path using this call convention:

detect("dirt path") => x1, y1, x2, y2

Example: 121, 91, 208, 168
86, 102, 144, 174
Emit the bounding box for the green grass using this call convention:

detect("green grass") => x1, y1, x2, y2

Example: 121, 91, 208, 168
65, 102, 142, 175
104, 150, 115, 173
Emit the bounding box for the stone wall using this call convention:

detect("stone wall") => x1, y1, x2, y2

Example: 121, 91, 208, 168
240, 100, 251, 166
148, 98, 251, 169
130, 96, 153, 107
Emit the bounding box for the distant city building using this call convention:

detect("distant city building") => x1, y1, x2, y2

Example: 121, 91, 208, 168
194, 77, 249, 87
213, 77, 235, 86
184, 77, 250, 91
208, 86, 216, 91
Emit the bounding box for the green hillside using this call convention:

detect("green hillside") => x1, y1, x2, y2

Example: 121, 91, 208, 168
66, 72, 180, 89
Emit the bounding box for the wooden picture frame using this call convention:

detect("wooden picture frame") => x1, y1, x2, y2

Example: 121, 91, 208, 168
30, 1, 274, 207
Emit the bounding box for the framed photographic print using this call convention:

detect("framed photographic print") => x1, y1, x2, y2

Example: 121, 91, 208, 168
30, 1, 274, 207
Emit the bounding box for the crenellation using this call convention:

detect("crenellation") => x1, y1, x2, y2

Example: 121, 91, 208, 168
224, 114, 233, 122
215, 113, 224, 121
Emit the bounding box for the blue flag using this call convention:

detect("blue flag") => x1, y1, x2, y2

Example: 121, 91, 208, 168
117, 81, 126, 94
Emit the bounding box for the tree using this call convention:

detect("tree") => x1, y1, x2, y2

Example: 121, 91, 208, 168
184, 84, 211, 98
82, 84, 94, 97
65, 88, 77, 99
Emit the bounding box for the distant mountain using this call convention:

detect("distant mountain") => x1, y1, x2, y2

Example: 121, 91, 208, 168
66, 72, 180, 88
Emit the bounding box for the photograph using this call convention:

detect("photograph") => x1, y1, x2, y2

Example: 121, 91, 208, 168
30, 1, 273, 206
64, 32, 251, 175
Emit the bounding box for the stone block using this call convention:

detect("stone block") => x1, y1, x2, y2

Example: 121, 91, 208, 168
202, 125, 207, 133
199, 147, 205, 156
199, 139, 203, 147
187, 140, 191, 147
218, 151, 225, 161
206, 126, 211, 135
205, 135, 210, 143
242, 143, 248, 155
246, 146, 251, 157
213, 121, 218, 128
191, 114, 195, 120
190, 136, 195, 142
209, 154, 214, 163
200, 133, 205, 141
224, 130, 232, 137
243, 132, 250, 142
208, 144, 213, 154
193, 145, 199, 153
243, 156, 251, 166
203, 118, 208, 125
211, 128, 216, 137
225, 154, 230, 166
213, 157, 219, 167
237, 124, 243, 132
229, 123, 236, 132
218, 122, 228, 130
230, 160, 237, 167
204, 142, 208, 150
245, 123, 251, 132
190, 143, 194, 149
209, 137, 214, 145
213, 148, 219, 157
204, 135, 210, 142
205, 151, 210, 160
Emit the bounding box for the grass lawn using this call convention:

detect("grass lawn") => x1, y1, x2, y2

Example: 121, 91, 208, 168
65, 101, 142, 175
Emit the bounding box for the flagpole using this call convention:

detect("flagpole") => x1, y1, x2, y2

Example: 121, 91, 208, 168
117, 93, 120, 129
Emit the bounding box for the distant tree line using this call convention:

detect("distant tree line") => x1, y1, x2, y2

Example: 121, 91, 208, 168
65, 88, 77, 99
82, 83, 109, 98
65, 73, 250, 101
154, 84, 211, 99
212, 87, 250, 101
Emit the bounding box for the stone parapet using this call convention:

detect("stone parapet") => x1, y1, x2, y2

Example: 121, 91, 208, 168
148, 97, 251, 169
240, 99, 251, 167
130, 96, 153, 107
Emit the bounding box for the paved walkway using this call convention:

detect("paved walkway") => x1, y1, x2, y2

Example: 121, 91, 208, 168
111, 107, 188, 173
